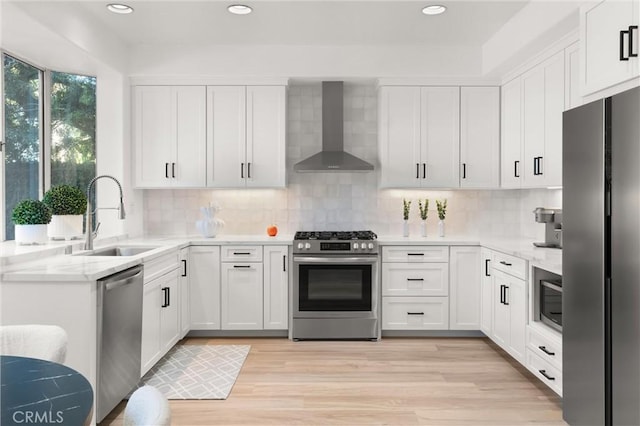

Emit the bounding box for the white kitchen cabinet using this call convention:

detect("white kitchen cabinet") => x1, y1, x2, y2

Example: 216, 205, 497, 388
207, 85, 286, 188
580, 0, 639, 96
221, 262, 264, 329
382, 263, 449, 297
179, 247, 190, 339
449, 246, 481, 330
141, 268, 180, 376
189, 246, 221, 330
480, 248, 493, 336
382, 296, 449, 330
133, 85, 206, 188
379, 86, 460, 188
565, 42, 583, 110
491, 269, 527, 363
263, 245, 289, 330
459, 87, 500, 188
501, 50, 564, 189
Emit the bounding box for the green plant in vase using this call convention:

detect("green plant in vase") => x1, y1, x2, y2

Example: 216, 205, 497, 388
43, 184, 87, 240
418, 199, 429, 237
436, 199, 447, 237
402, 199, 411, 236
12, 199, 52, 244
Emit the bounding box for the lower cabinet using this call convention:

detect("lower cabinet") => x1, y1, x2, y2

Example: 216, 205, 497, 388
491, 269, 527, 363
189, 246, 221, 330
263, 246, 289, 330
141, 268, 180, 376
480, 248, 493, 335
383, 296, 449, 329
526, 325, 563, 395
221, 261, 264, 329
179, 247, 190, 338
449, 246, 481, 330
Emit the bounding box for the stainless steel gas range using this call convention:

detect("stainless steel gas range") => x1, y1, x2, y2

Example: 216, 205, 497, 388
292, 230, 380, 341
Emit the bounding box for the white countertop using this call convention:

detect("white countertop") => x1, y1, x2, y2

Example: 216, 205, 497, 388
1, 232, 560, 282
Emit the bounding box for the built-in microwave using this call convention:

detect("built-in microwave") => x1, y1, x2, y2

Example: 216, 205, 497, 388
539, 278, 562, 333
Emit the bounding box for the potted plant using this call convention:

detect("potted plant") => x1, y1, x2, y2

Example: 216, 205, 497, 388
12, 199, 52, 245
436, 199, 447, 237
43, 184, 87, 240
418, 199, 429, 237
402, 199, 411, 237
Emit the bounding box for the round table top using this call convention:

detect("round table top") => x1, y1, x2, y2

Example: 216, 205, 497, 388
1, 355, 93, 426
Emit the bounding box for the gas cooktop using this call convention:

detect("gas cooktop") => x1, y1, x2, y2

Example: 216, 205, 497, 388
294, 230, 377, 241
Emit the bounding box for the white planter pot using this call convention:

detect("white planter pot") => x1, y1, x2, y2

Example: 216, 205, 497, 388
402, 220, 410, 237
48, 215, 84, 240
420, 220, 427, 237
15, 224, 49, 245
438, 220, 445, 237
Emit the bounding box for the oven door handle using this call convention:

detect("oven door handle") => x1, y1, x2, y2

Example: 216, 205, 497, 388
293, 256, 377, 264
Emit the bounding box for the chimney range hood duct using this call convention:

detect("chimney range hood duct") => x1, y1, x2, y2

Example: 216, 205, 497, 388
294, 81, 374, 172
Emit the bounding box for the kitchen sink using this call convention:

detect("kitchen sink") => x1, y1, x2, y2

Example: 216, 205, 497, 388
78, 246, 159, 257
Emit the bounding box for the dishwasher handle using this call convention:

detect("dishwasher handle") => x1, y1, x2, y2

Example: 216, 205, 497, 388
101, 266, 143, 291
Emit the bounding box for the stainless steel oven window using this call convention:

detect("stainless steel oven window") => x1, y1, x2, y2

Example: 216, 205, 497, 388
540, 279, 562, 332
299, 264, 372, 311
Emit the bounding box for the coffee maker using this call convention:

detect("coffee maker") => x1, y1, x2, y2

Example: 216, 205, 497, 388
533, 207, 562, 248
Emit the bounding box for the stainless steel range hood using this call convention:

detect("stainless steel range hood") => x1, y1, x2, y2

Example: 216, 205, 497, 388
294, 81, 374, 172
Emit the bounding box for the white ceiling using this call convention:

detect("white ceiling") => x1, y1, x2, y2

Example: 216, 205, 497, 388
11, 0, 530, 47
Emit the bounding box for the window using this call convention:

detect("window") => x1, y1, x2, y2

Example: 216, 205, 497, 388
2, 53, 96, 240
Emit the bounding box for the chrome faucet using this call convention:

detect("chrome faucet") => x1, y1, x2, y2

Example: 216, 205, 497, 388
84, 175, 126, 250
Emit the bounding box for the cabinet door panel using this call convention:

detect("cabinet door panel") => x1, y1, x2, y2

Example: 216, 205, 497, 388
160, 270, 180, 353
141, 281, 161, 376
263, 246, 289, 330
378, 87, 421, 187
382, 297, 449, 330
507, 276, 527, 363
544, 53, 565, 187
522, 67, 546, 187
174, 87, 206, 187
491, 271, 510, 348
480, 248, 494, 335
134, 86, 174, 188
460, 87, 500, 188
421, 87, 460, 188
501, 78, 523, 188
207, 86, 246, 188
221, 263, 264, 329
179, 248, 189, 338
382, 263, 449, 297
246, 86, 286, 188
449, 246, 481, 330
189, 246, 221, 330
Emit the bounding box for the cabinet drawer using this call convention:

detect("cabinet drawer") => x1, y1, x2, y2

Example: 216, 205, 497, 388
492, 251, 527, 280
144, 251, 179, 283
221, 245, 263, 262
382, 246, 449, 263
382, 263, 449, 296
382, 296, 449, 330
526, 348, 562, 396
527, 325, 562, 370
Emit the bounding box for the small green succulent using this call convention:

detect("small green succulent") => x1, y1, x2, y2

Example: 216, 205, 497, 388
436, 199, 447, 220
43, 184, 87, 215
418, 199, 429, 220
402, 199, 411, 220
11, 200, 52, 225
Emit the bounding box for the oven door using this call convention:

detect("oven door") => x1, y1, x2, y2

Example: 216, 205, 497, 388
293, 255, 379, 319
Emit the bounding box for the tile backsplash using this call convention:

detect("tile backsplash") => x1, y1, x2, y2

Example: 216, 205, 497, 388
143, 82, 561, 240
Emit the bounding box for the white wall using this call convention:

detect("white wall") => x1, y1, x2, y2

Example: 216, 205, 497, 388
144, 82, 559, 240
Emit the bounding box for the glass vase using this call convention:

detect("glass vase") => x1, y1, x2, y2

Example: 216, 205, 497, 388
402, 220, 410, 237
438, 219, 445, 237
420, 220, 427, 237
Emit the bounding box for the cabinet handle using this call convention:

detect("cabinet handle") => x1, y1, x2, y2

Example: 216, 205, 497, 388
462, 163, 467, 179
167, 287, 170, 307
241, 163, 244, 179
504, 286, 509, 305
407, 312, 424, 316
233, 252, 251, 255
499, 284, 504, 304
172, 163, 176, 178
539, 369, 555, 381
406, 278, 424, 281
283, 255, 287, 272
233, 265, 251, 268
485, 259, 491, 277
499, 261, 512, 266
537, 157, 543, 175
422, 163, 426, 179
247, 162, 251, 178
161, 287, 168, 308
514, 160, 520, 178
181, 259, 187, 277
621, 29, 630, 61
416, 163, 420, 179
630, 26, 638, 58
165, 163, 169, 178
538, 345, 556, 356
407, 253, 425, 256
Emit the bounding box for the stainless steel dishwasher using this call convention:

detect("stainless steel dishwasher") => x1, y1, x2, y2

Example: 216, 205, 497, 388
96, 265, 144, 422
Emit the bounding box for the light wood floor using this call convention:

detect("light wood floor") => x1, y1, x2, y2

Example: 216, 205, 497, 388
100, 337, 566, 425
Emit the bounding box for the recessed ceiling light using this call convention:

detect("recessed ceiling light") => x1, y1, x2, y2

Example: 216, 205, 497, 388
422, 4, 447, 15
107, 3, 134, 14
228, 4, 253, 15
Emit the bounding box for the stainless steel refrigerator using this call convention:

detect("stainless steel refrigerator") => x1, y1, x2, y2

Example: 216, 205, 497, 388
563, 85, 640, 425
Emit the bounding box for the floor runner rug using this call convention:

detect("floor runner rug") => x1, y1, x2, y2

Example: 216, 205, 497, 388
135, 344, 250, 399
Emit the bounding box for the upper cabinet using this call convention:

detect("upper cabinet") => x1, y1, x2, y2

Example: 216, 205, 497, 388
133, 84, 286, 189
459, 87, 500, 188
581, 0, 639, 96
501, 50, 565, 188
133, 86, 207, 188
378, 86, 461, 188
207, 86, 286, 188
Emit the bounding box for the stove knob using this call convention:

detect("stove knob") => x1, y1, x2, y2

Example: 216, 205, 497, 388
304, 243, 311, 250
297, 243, 304, 250
368, 243, 374, 250
352, 243, 359, 250
360, 243, 366, 250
